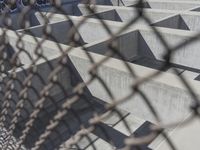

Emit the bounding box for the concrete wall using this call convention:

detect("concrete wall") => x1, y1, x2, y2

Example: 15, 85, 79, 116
5, 20, 121, 65
153, 15, 189, 30
154, 116, 200, 150
20, 18, 123, 46
7, 31, 62, 64
85, 5, 174, 23
81, 26, 200, 71
21, 21, 79, 45
86, 31, 139, 61
19, 17, 200, 72
3, 26, 200, 150
138, 28, 200, 69
68, 47, 196, 124
71, 18, 121, 43
5, 27, 196, 124
115, 7, 174, 23
7, 32, 191, 125
181, 13, 200, 31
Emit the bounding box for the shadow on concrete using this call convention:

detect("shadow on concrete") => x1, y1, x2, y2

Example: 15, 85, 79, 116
132, 32, 171, 71
195, 75, 200, 81
190, 7, 200, 12
178, 15, 190, 30
11, 57, 106, 149
21, 20, 87, 46
152, 15, 190, 31
92, 121, 154, 150
88, 9, 122, 22
38, 3, 83, 16
131, 32, 200, 76
10, 57, 159, 150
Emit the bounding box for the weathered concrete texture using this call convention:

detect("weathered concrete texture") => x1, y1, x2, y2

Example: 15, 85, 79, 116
67, 47, 195, 124
152, 114, 200, 150
37, 5, 175, 24
19, 18, 122, 45
138, 27, 200, 69
87, 5, 175, 23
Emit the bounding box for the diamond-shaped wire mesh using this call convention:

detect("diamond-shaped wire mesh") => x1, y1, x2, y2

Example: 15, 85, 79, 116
0, 0, 200, 150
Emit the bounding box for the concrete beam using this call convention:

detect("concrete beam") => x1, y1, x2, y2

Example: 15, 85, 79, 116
68, 46, 196, 124
19, 18, 122, 46
138, 27, 200, 69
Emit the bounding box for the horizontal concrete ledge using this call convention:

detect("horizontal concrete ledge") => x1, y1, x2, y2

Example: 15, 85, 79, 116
37, 12, 125, 26
8, 17, 200, 71
6, 18, 200, 70
2, 0, 200, 29
152, 12, 200, 31
17, 17, 124, 46
68, 47, 196, 124
37, 7, 176, 24
69, 46, 200, 93
36, 8, 200, 31
83, 3, 200, 14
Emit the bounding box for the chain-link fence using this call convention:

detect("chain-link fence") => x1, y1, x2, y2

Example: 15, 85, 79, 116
0, 0, 200, 149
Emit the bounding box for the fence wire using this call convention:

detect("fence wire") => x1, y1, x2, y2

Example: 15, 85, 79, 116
0, 0, 199, 150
